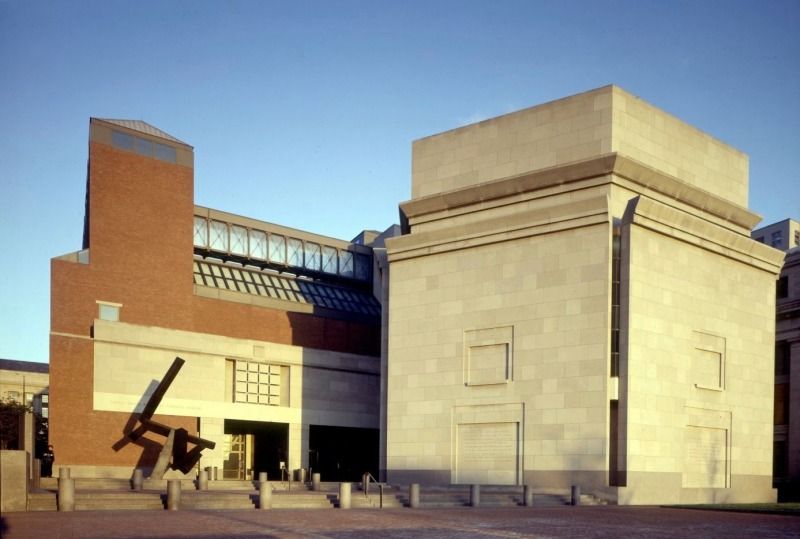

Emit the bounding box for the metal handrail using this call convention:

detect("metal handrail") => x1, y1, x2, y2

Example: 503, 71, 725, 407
362, 472, 385, 508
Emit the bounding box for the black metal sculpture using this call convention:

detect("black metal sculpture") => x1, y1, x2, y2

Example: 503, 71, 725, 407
127, 357, 215, 477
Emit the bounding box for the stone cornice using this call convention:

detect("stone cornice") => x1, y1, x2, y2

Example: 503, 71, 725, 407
622, 196, 785, 275
387, 194, 610, 262
400, 153, 761, 231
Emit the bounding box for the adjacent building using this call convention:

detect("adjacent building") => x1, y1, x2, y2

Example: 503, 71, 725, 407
0, 359, 49, 419
754, 220, 800, 500
50, 118, 393, 480
385, 85, 785, 504
752, 219, 800, 251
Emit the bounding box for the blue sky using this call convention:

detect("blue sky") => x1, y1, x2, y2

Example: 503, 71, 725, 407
1, 1, 798, 364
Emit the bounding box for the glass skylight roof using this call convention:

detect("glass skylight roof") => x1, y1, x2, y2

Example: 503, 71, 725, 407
193, 259, 380, 317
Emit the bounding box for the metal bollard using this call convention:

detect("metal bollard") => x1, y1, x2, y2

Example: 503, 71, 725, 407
470, 484, 480, 507
167, 479, 181, 510
198, 469, 208, 491
213, 467, 219, 481
57, 477, 75, 512
59, 467, 71, 479
312, 472, 321, 491
339, 482, 351, 509
132, 469, 144, 491
523, 484, 533, 507
295, 468, 307, 483
409, 483, 420, 508
258, 471, 268, 483
571, 485, 581, 506
259, 481, 271, 509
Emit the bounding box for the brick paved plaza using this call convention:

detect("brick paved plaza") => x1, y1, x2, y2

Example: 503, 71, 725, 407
2, 506, 799, 538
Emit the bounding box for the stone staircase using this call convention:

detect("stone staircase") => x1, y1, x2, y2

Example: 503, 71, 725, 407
29, 480, 339, 511
27, 480, 611, 511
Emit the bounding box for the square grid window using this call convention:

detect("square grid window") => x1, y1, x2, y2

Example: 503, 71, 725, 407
234, 360, 281, 406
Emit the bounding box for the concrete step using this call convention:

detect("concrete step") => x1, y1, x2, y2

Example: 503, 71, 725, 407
475, 494, 525, 507
349, 494, 405, 509
75, 501, 165, 511
268, 481, 318, 492
179, 492, 256, 510
40, 477, 135, 490
74, 491, 165, 511
271, 492, 334, 509
201, 480, 259, 491
39, 477, 201, 491
272, 500, 333, 509
27, 491, 57, 511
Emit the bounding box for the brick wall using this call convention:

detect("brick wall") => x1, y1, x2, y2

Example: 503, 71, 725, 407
50, 138, 379, 468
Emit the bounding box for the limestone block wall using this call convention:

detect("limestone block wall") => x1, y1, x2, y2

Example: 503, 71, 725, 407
387, 220, 611, 486
617, 198, 779, 504
90, 320, 380, 474
610, 88, 748, 207
410, 85, 748, 208
411, 87, 614, 199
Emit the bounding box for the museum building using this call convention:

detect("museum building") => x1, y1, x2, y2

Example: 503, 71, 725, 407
385, 85, 785, 504
50, 86, 787, 504
49, 118, 392, 481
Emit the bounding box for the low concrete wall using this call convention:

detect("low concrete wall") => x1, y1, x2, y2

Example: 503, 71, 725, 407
1, 450, 29, 512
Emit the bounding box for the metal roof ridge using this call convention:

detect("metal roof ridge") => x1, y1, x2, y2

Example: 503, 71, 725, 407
94, 118, 189, 146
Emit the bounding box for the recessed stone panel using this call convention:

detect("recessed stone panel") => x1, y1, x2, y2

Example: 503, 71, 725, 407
464, 326, 513, 386
683, 425, 727, 488
455, 422, 519, 485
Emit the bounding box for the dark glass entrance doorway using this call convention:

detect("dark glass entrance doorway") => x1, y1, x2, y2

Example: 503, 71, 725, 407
223, 419, 288, 480
308, 425, 378, 482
